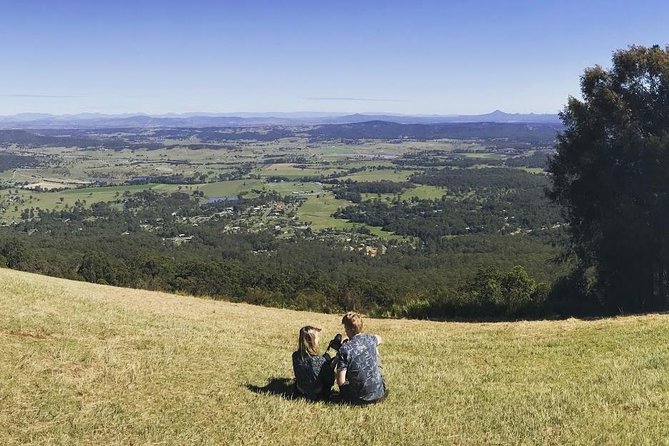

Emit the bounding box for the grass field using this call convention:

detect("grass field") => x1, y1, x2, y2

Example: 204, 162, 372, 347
2, 268, 669, 444
0, 180, 269, 220
341, 169, 414, 182
295, 192, 393, 238
257, 163, 341, 178
359, 185, 447, 202
401, 184, 448, 200
265, 181, 324, 195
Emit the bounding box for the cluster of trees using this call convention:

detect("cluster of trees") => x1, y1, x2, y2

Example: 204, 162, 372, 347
306, 121, 562, 143
548, 45, 669, 313
334, 195, 560, 243
330, 180, 411, 203
335, 199, 493, 241
129, 174, 206, 185
0, 152, 39, 172
391, 266, 548, 319
393, 153, 550, 169
410, 167, 549, 192
0, 189, 564, 319
506, 151, 550, 169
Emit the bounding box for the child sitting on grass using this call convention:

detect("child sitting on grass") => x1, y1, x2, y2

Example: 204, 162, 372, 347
292, 326, 342, 400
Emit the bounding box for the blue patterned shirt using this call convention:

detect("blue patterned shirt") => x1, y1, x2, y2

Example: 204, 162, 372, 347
337, 333, 385, 402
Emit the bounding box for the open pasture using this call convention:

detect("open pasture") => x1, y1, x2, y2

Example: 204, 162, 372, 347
400, 184, 448, 200
341, 169, 415, 182
0, 180, 267, 220
265, 181, 325, 196
295, 192, 392, 237
256, 163, 341, 178
2, 267, 668, 445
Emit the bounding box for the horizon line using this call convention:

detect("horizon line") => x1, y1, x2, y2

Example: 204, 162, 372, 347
0, 109, 561, 119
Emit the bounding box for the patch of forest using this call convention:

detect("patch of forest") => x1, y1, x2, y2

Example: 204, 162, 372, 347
392, 149, 551, 169
0, 152, 40, 171
0, 189, 565, 319
306, 121, 562, 144
327, 168, 559, 244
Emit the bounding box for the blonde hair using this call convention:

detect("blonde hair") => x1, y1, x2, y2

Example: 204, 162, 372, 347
297, 326, 321, 358
341, 312, 363, 335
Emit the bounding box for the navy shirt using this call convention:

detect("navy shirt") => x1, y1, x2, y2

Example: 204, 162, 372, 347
337, 333, 385, 402
292, 352, 329, 400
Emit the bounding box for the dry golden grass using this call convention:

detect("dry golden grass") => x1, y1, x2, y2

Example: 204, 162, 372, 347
2, 268, 669, 445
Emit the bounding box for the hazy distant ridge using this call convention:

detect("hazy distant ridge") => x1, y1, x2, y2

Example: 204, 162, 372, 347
0, 110, 560, 129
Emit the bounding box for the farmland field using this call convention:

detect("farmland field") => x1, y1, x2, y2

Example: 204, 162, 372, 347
400, 184, 447, 200
0, 135, 519, 226
296, 192, 394, 237
0, 124, 565, 319
341, 169, 415, 182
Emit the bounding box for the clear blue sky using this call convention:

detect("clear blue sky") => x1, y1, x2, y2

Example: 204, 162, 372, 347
1, 0, 668, 115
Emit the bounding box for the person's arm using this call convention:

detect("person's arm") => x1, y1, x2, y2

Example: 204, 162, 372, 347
336, 368, 347, 386
375, 334, 382, 345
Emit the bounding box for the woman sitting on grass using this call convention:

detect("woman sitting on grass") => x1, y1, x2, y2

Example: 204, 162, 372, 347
292, 326, 342, 400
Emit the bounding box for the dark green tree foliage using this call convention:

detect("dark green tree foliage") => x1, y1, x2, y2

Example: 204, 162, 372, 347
391, 265, 547, 319
0, 189, 562, 319
411, 167, 548, 192
78, 252, 131, 285
0, 237, 30, 268
0, 152, 39, 172
548, 45, 669, 312
334, 175, 561, 243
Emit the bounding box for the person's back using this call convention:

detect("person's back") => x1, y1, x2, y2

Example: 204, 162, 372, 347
292, 326, 338, 400
336, 312, 387, 404
292, 351, 329, 400
337, 333, 385, 402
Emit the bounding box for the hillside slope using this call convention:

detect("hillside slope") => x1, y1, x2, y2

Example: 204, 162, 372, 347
1, 268, 669, 445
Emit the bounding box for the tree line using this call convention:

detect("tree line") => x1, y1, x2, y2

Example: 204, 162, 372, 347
0, 190, 566, 319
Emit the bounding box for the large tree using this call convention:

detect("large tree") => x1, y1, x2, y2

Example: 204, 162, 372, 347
549, 45, 669, 312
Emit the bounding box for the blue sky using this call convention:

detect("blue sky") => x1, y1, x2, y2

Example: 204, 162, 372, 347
1, 0, 668, 115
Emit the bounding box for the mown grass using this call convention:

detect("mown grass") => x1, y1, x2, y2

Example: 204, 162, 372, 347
2, 268, 669, 444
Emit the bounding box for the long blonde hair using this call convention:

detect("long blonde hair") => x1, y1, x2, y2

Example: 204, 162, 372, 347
298, 326, 321, 358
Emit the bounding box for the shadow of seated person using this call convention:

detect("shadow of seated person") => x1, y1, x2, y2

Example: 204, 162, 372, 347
246, 377, 297, 399
246, 377, 352, 405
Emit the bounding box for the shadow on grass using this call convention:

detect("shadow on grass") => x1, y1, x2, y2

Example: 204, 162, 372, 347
246, 377, 297, 399
246, 377, 351, 405
247, 377, 389, 406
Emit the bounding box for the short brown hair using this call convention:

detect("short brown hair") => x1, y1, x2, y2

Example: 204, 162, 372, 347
341, 312, 363, 335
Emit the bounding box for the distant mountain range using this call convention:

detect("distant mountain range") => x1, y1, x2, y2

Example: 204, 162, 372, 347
0, 110, 560, 129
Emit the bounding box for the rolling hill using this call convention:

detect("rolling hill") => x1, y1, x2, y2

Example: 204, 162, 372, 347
0, 111, 561, 129
1, 268, 668, 444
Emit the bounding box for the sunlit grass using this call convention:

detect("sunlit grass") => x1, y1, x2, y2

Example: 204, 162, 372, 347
256, 163, 341, 178
1, 268, 669, 444
341, 169, 414, 182
400, 185, 447, 200
295, 192, 394, 238
295, 192, 362, 230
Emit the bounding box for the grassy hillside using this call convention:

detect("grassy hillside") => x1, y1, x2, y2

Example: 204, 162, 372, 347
2, 268, 669, 445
